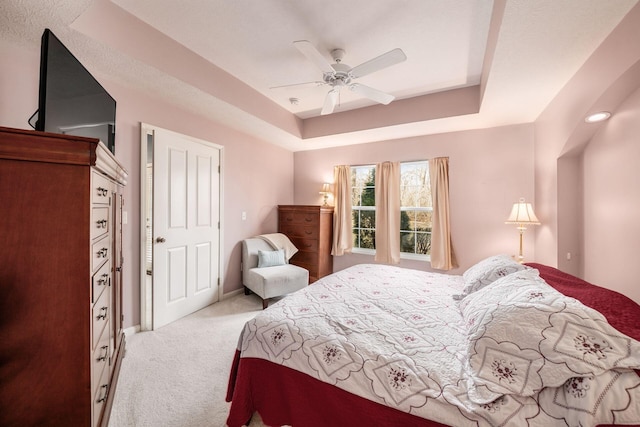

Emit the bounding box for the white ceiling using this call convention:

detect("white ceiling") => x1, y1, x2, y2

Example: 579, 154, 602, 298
111, 0, 494, 119
1, 0, 638, 151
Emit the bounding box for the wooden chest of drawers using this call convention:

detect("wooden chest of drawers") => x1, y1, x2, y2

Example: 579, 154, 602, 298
278, 205, 334, 282
0, 127, 127, 427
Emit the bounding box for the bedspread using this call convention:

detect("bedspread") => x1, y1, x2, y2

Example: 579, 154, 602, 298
227, 264, 640, 427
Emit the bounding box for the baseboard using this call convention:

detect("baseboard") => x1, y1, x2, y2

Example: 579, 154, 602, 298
124, 325, 140, 336
125, 291, 242, 334
222, 288, 243, 300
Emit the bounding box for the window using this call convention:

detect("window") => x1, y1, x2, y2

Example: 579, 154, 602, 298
351, 165, 376, 250
400, 161, 432, 257
351, 161, 432, 257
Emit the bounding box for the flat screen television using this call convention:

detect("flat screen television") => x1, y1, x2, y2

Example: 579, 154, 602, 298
31, 29, 116, 154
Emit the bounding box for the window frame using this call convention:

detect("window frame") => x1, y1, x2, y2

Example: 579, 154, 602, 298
399, 160, 432, 260
351, 164, 376, 253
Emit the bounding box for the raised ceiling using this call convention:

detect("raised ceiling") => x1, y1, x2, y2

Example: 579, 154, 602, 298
111, 0, 494, 119
1, 0, 637, 151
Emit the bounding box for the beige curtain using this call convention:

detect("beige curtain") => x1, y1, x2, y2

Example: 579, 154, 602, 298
375, 161, 400, 264
331, 165, 353, 256
429, 157, 457, 270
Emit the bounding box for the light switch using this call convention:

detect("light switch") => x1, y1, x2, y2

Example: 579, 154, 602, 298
241, 211, 247, 221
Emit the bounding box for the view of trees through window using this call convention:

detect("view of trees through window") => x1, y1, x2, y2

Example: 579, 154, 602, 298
400, 162, 432, 255
351, 161, 432, 256
352, 166, 376, 250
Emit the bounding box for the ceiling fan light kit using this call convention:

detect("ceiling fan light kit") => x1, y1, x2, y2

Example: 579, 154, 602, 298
290, 40, 407, 115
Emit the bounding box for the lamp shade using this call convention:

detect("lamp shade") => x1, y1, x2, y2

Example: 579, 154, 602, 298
319, 183, 332, 206
505, 198, 540, 225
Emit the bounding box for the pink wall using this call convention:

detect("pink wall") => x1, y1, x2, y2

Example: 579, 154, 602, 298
534, 3, 640, 270
293, 124, 536, 274
0, 40, 294, 329
556, 156, 583, 277
532, 2, 640, 304
0, 40, 40, 129
581, 87, 640, 304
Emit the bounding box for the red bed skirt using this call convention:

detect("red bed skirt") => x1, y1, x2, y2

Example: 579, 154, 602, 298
226, 351, 452, 427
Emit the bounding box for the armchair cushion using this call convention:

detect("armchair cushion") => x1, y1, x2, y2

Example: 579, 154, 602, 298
245, 264, 309, 299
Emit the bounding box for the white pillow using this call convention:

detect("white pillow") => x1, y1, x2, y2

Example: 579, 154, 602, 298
459, 268, 640, 404
257, 249, 286, 268
453, 254, 525, 300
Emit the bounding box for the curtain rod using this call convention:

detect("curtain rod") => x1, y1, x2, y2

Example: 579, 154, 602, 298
343, 158, 448, 168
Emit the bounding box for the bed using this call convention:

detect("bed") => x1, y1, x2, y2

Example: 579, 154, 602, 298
226, 258, 640, 427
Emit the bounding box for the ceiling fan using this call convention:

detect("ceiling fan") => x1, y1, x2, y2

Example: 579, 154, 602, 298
282, 40, 407, 115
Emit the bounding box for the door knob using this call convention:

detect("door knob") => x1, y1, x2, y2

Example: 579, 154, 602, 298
156, 237, 166, 243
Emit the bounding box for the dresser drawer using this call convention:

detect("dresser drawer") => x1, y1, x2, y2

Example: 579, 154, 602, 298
280, 211, 319, 225
291, 250, 318, 265
92, 258, 111, 303
91, 331, 109, 396
91, 207, 110, 241
92, 360, 110, 427
279, 224, 319, 239
290, 237, 318, 252
91, 171, 112, 205
92, 235, 110, 272
92, 286, 110, 350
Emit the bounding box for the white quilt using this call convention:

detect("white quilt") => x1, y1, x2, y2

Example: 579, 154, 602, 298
236, 264, 640, 427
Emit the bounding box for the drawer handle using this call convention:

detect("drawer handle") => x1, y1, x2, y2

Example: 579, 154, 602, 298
97, 187, 109, 197
97, 273, 109, 286
304, 230, 312, 235
305, 217, 313, 222
97, 248, 108, 258
286, 217, 293, 222
97, 345, 109, 362
96, 219, 108, 229
97, 384, 109, 403
96, 306, 108, 320
304, 243, 312, 248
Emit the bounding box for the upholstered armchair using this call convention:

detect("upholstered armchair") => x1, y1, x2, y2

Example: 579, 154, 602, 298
241, 238, 309, 309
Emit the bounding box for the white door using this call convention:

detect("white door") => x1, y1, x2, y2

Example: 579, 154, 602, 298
153, 127, 220, 329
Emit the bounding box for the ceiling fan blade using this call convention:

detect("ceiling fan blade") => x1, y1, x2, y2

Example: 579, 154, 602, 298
321, 89, 339, 115
293, 40, 335, 75
349, 83, 395, 105
349, 48, 407, 79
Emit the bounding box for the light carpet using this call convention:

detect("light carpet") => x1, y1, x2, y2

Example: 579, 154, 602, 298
108, 293, 271, 427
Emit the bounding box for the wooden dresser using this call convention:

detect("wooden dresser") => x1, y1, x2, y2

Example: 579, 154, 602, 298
0, 127, 127, 427
278, 205, 334, 282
